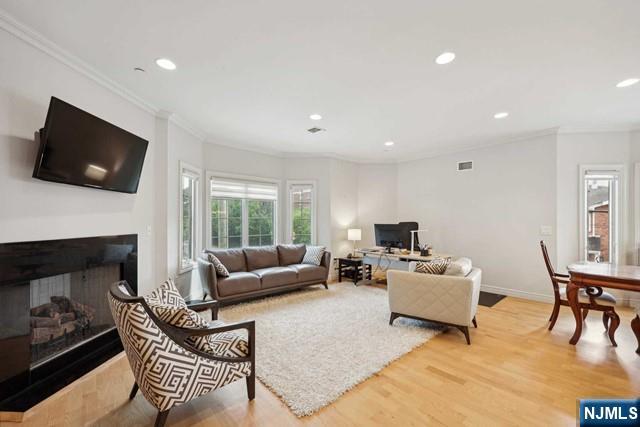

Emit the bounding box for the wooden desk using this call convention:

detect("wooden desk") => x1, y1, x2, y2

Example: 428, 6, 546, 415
567, 262, 640, 345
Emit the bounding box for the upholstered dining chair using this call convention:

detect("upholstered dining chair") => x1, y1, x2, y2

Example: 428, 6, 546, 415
108, 281, 255, 427
540, 241, 619, 345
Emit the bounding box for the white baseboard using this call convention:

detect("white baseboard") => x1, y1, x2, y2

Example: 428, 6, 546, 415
480, 284, 554, 304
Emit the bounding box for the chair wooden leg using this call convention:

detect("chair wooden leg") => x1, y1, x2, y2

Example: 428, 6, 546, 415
246, 372, 255, 401
602, 312, 610, 331
129, 383, 139, 400
607, 311, 620, 347
472, 316, 478, 328
548, 301, 560, 331
155, 410, 170, 427
389, 312, 399, 326
457, 326, 471, 345
631, 315, 640, 355
581, 308, 589, 320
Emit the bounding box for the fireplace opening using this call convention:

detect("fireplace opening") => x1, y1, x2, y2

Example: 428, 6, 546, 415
29, 265, 119, 367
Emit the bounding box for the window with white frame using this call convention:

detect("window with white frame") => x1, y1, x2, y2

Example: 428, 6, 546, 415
580, 166, 623, 264
208, 176, 278, 248
287, 182, 316, 245
179, 162, 201, 271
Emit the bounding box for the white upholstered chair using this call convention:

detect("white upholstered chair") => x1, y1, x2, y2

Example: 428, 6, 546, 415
387, 260, 482, 344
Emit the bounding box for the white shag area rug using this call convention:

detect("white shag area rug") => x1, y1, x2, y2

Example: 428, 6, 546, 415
218, 284, 442, 417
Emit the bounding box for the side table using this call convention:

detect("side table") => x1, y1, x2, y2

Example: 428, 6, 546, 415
337, 257, 372, 286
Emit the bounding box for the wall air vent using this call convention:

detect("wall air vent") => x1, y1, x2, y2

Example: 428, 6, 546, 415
457, 161, 473, 171
307, 127, 326, 134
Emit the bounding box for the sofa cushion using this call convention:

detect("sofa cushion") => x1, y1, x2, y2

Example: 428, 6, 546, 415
217, 272, 261, 297
244, 246, 279, 271
289, 264, 327, 282
444, 257, 472, 277
302, 245, 326, 265
277, 244, 306, 266
252, 266, 298, 289
205, 248, 246, 273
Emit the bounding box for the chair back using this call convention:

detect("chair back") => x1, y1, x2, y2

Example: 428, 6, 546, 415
540, 241, 561, 296
540, 241, 555, 277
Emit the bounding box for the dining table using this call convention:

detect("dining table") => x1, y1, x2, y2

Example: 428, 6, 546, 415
566, 262, 640, 345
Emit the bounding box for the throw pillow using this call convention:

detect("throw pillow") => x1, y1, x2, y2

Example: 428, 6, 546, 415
444, 257, 472, 277
302, 245, 326, 265
415, 258, 450, 275
207, 253, 230, 277
144, 279, 213, 353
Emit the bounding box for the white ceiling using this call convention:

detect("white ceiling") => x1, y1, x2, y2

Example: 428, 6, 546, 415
1, 0, 639, 161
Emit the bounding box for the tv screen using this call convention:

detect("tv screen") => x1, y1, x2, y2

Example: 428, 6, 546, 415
33, 97, 149, 194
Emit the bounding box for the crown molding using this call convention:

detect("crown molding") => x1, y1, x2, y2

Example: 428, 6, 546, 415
0, 7, 207, 142
395, 128, 561, 163
557, 124, 640, 134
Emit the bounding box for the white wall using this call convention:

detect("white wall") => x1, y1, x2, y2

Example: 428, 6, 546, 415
397, 134, 558, 301
329, 159, 359, 258
357, 164, 398, 248
0, 29, 158, 294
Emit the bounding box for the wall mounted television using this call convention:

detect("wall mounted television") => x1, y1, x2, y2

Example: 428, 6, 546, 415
32, 97, 149, 194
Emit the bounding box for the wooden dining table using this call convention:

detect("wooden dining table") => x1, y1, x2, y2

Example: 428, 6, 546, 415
567, 262, 640, 345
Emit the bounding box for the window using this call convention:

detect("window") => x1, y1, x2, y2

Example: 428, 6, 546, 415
580, 166, 624, 264
179, 162, 201, 272
208, 175, 278, 248
287, 182, 316, 245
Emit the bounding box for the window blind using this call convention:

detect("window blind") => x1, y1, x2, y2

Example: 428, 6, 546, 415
210, 177, 278, 201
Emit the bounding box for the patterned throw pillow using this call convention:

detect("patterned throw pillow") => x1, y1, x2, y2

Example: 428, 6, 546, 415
207, 253, 230, 277
144, 279, 214, 353
144, 279, 248, 357
302, 245, 326, 266
415, 258, 450, 275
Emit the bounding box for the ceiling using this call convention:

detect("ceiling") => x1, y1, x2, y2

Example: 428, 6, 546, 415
1, 0, 639, 161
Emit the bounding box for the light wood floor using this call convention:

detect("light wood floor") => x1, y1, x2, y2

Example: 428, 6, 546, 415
4, 285, 639, 427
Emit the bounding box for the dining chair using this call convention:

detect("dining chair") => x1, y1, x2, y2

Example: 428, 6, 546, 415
540, 241, 620, 345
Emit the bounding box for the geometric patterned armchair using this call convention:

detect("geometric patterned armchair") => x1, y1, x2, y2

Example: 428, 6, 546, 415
108, 281, 255, 427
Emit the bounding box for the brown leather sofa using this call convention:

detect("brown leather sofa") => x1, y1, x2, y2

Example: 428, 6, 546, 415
198, 244, 331, 304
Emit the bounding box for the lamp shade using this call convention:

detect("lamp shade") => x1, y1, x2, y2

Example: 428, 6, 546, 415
347, 228, 362, 241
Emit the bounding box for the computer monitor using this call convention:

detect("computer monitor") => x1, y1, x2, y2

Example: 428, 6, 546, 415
374, 222, 419, 250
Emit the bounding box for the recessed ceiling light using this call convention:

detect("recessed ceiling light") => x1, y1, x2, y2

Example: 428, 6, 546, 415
155, 58, 176, 70
494, 112, 509, 119
384, 141, 395, 146
435, 52, 456, 65
309, 114, 322, 120
616, 78, 639, 88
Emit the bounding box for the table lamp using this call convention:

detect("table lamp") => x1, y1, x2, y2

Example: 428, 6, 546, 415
347, 228, 362, 257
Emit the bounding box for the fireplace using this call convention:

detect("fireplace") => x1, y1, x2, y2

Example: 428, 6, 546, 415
0, 235, 137, 413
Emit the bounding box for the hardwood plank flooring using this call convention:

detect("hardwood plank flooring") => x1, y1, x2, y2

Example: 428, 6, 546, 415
3, 285, 639, 426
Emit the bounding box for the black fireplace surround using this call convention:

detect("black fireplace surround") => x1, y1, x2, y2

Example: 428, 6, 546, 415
0, 234, 137, 413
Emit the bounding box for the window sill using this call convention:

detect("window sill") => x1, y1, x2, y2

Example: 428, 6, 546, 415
179, 262, 196, 275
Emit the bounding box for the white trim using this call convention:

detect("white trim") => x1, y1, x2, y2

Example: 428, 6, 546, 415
178, 161, 202, 274
0, 7, 206, 142
205, 171, 281, 248
480, 285, 554, 304
285, 180, 318, 245
578, 164, 626, 264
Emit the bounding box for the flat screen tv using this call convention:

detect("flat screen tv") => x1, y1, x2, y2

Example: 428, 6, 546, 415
33, 97, 149, 194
